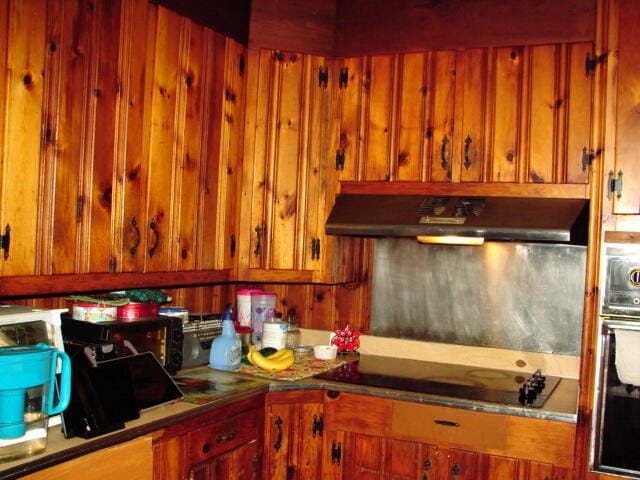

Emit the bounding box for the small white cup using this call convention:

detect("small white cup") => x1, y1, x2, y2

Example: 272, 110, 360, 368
314, 344, 338, 360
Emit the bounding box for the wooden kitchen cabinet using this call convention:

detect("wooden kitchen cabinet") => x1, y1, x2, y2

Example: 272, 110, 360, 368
152, 395, 264, 480
263, 390, 325, 480
238, 48, 362, 284
21, 435, 153, 480
321, 392, 576, 480
337, 42, 593, 185
599, 0, 640, 216
0, 1, 242, 287
0, 0, 47, 277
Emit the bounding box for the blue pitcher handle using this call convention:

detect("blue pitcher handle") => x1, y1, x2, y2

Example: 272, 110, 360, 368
47, 350, 71, 415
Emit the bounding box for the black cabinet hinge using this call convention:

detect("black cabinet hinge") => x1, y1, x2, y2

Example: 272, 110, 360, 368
582, 146, 602, 171
339, 67, 349, 88
319, 66, 329, 88
0, 225, 10, 260
312, 413, 323, 437
331, 441, 342, 465
336, 148, 345, 171
311, 238, 321, 260
608, 170, 623, 200
585, 52, 607, 77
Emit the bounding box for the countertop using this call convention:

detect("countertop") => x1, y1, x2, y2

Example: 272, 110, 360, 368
0, 354, 579, 479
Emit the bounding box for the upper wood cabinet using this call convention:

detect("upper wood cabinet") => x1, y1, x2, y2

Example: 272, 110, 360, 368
0, 1, 242, 285
337, 42, 594, 186
600, 0, 640, 216
0, 0, 46, 277
238, 48, 362, 284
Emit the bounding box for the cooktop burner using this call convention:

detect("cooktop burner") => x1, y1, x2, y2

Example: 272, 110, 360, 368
314, 357, 561, 408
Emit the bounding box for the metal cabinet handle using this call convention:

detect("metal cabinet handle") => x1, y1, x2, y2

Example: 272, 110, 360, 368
441, 135, 450, 169
215, 428, 237, 444
435, 419, 460, 427
274, 416, 283, 451
463, 135, 472, 169
253, 225, 262, 256
422, 458, 432, 480
331, 441, 342, 465
451, 463, 461, 480
148, 221, 159, 257
129, 217, 140, 255
0, 225, 10, 260
312, 413, 323, 438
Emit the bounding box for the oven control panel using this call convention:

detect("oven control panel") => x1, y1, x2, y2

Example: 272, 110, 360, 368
602, 242, 640, 315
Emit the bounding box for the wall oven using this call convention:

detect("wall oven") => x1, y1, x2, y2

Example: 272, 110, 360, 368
592, 239, 640, 477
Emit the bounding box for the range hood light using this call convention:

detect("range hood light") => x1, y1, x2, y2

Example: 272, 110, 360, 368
416, 235, 485, 246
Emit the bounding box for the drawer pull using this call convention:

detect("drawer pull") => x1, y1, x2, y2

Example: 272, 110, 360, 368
215, 428, 238, 444
451, 463, 461, 480
422, 458, 432, 480
435, 419, 460, 427
274, 416, 283, 451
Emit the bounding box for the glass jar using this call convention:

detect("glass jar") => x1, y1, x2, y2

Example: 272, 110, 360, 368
285, 317, 301, 349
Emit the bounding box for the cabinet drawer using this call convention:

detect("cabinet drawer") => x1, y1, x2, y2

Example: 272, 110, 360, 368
188, 408, 260, 464
391, 400, 575, 467
392, 401, 507, 450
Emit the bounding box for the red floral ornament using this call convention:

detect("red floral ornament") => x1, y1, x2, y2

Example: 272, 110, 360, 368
331, 325, 361, 352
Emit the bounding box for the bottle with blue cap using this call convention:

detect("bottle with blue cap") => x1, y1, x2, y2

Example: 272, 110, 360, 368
209, 304, 241, 371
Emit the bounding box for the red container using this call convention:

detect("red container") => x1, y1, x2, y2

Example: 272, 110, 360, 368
116, 302, 159, 320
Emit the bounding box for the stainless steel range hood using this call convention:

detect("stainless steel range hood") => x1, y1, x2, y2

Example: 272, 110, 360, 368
325, 194, 589, 244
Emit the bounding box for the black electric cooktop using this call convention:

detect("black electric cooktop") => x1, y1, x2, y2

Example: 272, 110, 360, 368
314, 356, 561, 408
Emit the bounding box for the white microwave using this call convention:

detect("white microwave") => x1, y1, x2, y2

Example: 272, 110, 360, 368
0, 305, 66, 351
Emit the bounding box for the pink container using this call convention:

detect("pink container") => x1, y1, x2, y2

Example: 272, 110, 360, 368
236, 289, 262, 328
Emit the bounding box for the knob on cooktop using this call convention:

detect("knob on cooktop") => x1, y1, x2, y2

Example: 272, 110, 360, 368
518, 369, 547, 405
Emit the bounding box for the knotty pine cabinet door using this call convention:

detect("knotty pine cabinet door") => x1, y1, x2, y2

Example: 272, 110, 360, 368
600, 0, 640, 217
322, 432, 436, 480
264, 391, 324, 480
140, 8, 243, 274
337, 42, 593, 185
0, 0, 47, 276
0, 2, 241, 278
239, 49, 361, 284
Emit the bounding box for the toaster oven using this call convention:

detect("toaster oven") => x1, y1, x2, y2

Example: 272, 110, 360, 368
60, 315, 184, 375
0, 305, 66, 351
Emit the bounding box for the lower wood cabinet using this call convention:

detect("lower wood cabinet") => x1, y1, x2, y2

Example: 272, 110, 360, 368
321, 391, 575, 480
152, 395, 264, 480
263, 390, 325, 480
21, 436, 153, 480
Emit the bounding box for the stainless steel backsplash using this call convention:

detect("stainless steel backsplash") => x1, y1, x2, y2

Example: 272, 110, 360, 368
370, 238, 587, 355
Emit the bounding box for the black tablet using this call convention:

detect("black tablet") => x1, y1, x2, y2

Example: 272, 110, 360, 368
97, 351, 184, 410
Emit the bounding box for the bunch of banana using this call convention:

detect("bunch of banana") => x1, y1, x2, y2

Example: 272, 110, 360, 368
247, 345, 295, 372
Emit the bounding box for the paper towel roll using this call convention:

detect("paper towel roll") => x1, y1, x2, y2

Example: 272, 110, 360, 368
615, 329, 640, 386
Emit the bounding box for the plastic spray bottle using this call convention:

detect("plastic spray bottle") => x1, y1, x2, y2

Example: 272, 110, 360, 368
209, 304, 241, 371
